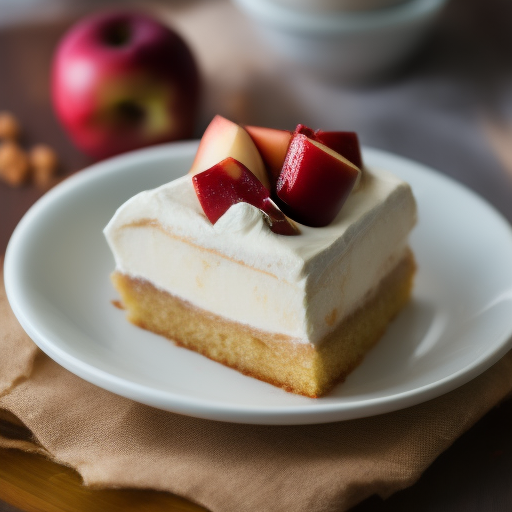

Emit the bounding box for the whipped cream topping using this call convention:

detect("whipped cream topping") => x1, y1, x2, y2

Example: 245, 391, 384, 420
105, 167, 417, 344
213, 202, 271, 236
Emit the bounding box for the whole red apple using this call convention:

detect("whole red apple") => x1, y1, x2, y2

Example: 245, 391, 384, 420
52, 11, 201, 160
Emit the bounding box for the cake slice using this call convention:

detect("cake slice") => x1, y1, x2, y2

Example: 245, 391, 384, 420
104, 117, 416, 397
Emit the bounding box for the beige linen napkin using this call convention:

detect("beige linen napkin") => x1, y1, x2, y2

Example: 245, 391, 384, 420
2, 264, 512, 512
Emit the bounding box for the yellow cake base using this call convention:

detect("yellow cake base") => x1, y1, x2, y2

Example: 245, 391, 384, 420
111, 249, 416, 398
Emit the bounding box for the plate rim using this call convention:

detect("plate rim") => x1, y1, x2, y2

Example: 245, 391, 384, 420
5, 142, 512, 425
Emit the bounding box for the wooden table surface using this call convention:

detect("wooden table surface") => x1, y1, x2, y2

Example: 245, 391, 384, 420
1, 13, 512, 512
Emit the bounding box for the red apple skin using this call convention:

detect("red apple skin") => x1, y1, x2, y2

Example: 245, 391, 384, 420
52, 11, 200, 160
189, 115, 270, 189
314, 130, 363, 169
244, 125, 292, 186
294, 124, 315, 139
276, 134, 360, 227
193, 157, 299, 236
295, 125, 363, 169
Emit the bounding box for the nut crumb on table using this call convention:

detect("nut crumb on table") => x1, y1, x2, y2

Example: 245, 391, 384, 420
0, 141, 30, 187
29, 144, 59, 188
0, 111, 21, 140
0, 112, 59, 189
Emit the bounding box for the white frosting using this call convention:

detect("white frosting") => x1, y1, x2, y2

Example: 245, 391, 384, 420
213, 202, 270, 235
104, 167, 417, 344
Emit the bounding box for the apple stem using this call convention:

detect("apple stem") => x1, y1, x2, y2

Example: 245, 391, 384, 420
102, 21, 132, 47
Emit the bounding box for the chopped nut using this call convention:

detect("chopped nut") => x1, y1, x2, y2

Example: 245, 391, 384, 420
29, 144, 59, 188
0, 141, 30, 186
30, 144, 58, 171
0, 111, 21, 140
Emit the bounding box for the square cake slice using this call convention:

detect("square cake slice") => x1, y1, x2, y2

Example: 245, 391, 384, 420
104, 162, 417, 398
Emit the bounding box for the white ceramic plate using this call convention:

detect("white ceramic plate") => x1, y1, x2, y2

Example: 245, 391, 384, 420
5, 142, 512, 425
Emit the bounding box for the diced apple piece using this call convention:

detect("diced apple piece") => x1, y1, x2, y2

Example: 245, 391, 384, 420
314, 130, 363, 169
294, 124, 315, 139
276, 134, 361, 227
193, 157, 266, 224
193, 157, 299, 236
245, 125, 292, 186
295, 124, 363, 169
189, 115, 270, 189
262, 197, 300, 236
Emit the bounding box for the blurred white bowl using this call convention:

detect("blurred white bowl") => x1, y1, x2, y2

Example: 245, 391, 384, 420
232, 0, 448, 83
271, 0, 411, 12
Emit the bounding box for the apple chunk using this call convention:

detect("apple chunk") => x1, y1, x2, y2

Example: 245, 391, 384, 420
294, 124, 315, 139
245, 125, 292, 186
276, 134, 361, 227
193, 157, 299, 236
314, 130, 363, 170
189, 115, 270, 189
295, 125, 363, 169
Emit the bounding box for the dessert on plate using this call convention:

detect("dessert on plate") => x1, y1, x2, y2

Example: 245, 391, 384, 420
104, 116, 417, 398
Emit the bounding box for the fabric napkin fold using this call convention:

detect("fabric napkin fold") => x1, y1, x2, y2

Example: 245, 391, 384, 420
2, 264, 512, 512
